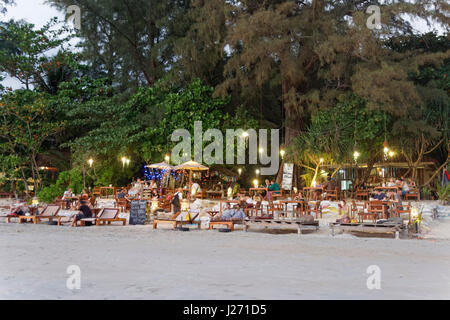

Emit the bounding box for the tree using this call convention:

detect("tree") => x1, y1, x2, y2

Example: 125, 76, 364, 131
49, 0, 193, 90
0, 19, 72, 90
0, 89, 64, 195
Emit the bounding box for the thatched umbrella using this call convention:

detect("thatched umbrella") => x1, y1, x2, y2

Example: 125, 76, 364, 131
174, 161, 209, 207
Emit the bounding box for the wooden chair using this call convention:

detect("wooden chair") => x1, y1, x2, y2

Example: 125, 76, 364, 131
306, 201, 322, 219
116, 198, 129, 213
267, 202, 284, 218
18, 205, 60, 224
325, 188, 339, 201
396, 203, 412, 223
405, 189, 420, 201
358, 201, 383, 223
153, 212, 200, 230
247, 201, 264, 217
92, 187, 101, 198
356, 188, 369, 200
69, 208, 126, 227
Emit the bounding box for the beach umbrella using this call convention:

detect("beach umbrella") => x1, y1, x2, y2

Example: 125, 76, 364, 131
146, 162, 174, 170
174, 161, 209, 208
146, 162, 175, 192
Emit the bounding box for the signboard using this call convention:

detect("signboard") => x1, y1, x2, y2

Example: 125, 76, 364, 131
281, 163, 294, 190
129, 200, 147, 225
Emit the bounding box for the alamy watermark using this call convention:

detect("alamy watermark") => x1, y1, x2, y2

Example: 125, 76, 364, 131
366, 5, 381, 30
366, 265, 381, 290
171, 122, 280, 176
66, 265, 81, 290
66, 5, 81, 30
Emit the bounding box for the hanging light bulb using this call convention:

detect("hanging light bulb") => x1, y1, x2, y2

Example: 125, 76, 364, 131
88, 158, 94, 167
280, 149, 286, 159
164, 154, 170, 162
353, 151, 360, 162
238, 168, 242, 175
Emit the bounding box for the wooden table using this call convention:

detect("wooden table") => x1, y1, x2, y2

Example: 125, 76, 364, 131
375, 186, 400, 193
279, 200, 305, 217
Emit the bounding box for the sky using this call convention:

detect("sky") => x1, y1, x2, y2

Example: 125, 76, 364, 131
0, 0, 446, 89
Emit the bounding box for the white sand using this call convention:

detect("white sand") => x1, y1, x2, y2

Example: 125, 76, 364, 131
1, 220, 450, 300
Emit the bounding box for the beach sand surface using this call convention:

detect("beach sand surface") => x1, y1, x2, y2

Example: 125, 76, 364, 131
1, 220, 450, 300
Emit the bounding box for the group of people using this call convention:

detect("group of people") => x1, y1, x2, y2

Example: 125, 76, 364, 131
385, 177, 416, 196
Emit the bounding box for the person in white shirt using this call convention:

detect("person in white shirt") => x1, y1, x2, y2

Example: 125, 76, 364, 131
191, 182, 201, 196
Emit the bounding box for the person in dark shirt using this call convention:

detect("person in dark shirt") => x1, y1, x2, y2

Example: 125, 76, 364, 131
71, 201, 93, 226
325, 176, 336, 191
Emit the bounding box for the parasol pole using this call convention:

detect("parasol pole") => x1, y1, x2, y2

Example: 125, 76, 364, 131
189, 169, 193, 209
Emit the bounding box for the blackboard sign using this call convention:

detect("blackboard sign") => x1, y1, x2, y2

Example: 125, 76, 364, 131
129, 200, 147, 225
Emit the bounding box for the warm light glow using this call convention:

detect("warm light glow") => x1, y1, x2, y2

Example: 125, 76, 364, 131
88, 158, 94, 167
319, 158, 324, 163
238, 168, 242, 175
255, 169, 260, 175
227, 187, 233, 198
253, 179, 259, 188
126, 159, 130, 166
164, 154, 170, 162
384, 147, 389, 154
353, 151, 360, 160
311, 180, 317, 188
259, 147, 264, 154
280, 149, 286, 158
389, 151, 395, 158
293, 187, 298, 194
242, 131, 249, 138
121, 157, 127, 166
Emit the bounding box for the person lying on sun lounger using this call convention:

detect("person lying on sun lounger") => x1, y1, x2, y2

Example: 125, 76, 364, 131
71, 200, 93, 227
213, 203, 246, 221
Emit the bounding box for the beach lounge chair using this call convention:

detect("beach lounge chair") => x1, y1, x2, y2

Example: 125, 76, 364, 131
18, 205, 60, 224
68, 208, 126, 227
209, 218, 248, 232
153, 212, 201, 230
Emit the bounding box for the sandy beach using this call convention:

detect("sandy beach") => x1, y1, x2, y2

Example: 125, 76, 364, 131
1, 218, 450, 300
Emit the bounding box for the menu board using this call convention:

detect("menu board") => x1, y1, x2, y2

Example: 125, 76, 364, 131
129, 200, 147, 225
281, 163, 294, 190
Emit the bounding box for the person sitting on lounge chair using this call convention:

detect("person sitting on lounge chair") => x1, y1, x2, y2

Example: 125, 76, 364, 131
9, 200, 29, 216
336, 200, 351, 224
71, 200, 93, 227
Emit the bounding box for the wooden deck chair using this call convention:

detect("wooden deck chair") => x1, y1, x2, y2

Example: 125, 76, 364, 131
209, 218, 247, 232
153, 211, 201, 230
18, 205, 60, 224
95, 208, 126, 226
70, 208, 126, 227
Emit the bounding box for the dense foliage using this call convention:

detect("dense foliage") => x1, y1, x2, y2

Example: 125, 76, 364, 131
0, 0, 449, 198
